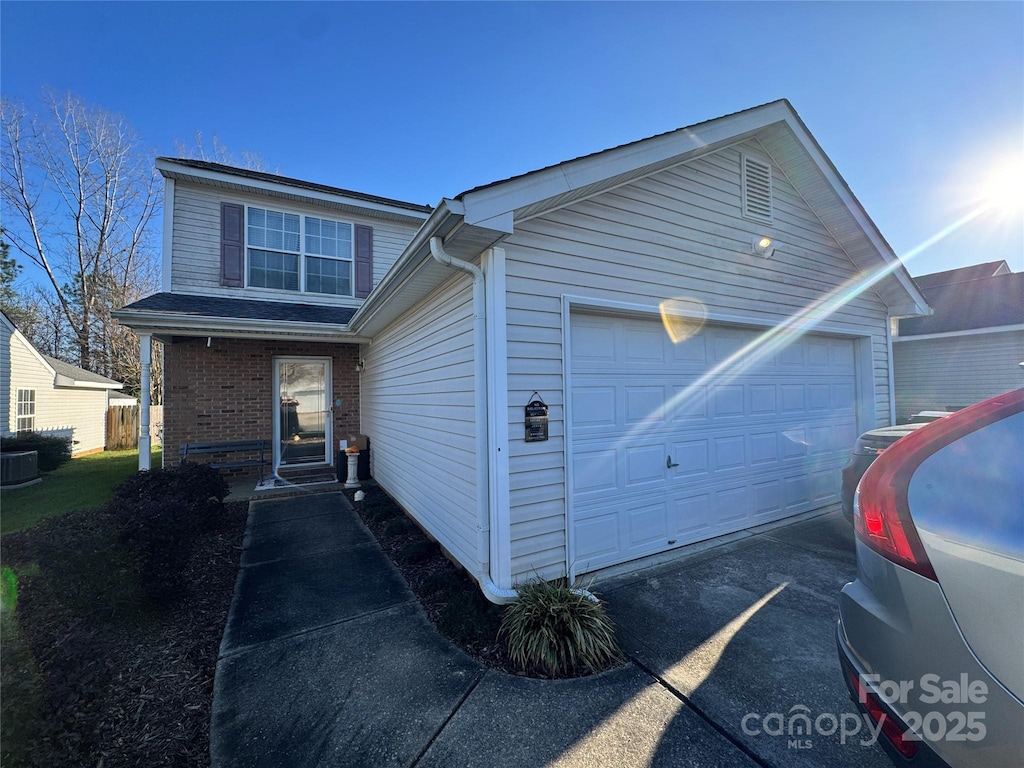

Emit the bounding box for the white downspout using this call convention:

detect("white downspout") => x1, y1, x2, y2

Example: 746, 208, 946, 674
429, 236, 518, 603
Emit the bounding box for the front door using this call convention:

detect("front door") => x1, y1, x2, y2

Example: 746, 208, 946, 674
274, 357, 332, 469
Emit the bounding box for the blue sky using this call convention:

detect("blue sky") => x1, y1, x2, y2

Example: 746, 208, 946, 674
2, 1, 1022, 279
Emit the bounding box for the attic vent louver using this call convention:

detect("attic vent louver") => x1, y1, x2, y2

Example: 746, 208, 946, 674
741, 154, 773, 223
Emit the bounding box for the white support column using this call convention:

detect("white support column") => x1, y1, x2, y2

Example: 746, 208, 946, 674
139, 333, 152, 471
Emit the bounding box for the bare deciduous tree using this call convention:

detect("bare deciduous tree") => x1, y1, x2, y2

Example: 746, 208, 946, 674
175, 130, 277, 173
1, 92, 161, 375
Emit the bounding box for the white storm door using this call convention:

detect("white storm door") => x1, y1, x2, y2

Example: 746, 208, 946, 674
274, 357, 332, 469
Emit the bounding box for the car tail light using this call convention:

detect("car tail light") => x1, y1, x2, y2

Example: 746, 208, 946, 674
854, 389, 1024, 580
849, 671, 919, 758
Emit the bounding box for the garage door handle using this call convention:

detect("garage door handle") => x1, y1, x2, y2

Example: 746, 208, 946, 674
666, 455, 679, 469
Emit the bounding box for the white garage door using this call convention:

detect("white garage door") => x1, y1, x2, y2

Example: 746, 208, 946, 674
569, 312, 860, 573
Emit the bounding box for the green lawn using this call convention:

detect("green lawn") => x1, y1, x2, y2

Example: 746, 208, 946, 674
1, 448, 162, 535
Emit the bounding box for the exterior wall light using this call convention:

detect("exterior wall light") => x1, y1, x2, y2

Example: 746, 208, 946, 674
751, 236, 776, 259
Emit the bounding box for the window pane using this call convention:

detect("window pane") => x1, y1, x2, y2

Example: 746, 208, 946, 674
305, 256, 351, 295
306, 218, 320, 236
266, 210, 283, 230
248, 208, 265, 227
248, 249, 299, 291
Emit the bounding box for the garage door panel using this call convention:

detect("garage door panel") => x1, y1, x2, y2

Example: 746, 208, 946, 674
570, 313, 858, 572
712, 385, 745, 418
713, 435, 746, 472
672, 493, 714, 537
626, 386, 667, 424
572, 319, 617, 363
749, 432, 778, 465
572, 386, 617, 429
714, 485, 749, 527
669, 439, 709, 478
625, 444, 664, 487
807, 383, 831, 411
572, 448, 617, 494
670, 385, 708, 420
627, 501, 668, 550
575, 513, 620, 565
672, 335, 708, 364
753, 479, 783, 519
624, 326, 667, 363
749, 384, 777, 415
831, 382, 856, 411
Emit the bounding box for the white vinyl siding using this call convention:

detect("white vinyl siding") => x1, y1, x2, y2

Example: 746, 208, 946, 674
0, 317, 11, 435
5, 333, 108, 454
503, 141, 891, 581
169, 183, 421, 306
359, 274, 482, 576
894, 330, 1024, 422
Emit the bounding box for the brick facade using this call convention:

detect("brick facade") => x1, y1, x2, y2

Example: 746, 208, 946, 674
162, 337, 360, 475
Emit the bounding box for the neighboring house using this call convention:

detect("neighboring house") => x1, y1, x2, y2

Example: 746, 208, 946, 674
893, 261, 1024, 422
114, 100, 929, 600
1, 311, 125, 455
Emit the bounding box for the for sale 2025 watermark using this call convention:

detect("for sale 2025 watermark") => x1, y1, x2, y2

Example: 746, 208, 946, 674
740, 673, 988, 750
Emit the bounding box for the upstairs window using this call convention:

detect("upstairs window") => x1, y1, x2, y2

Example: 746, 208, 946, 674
16, 389, 35, 432
305, 216, 353, 296
245, 207, 354, 296
248, 208, 300, 290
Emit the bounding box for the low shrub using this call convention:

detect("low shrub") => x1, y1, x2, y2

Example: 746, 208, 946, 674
107, 463, 228, 607
500, 578, 622, 678
0, 433, 72, 472
110, 462, 228, 532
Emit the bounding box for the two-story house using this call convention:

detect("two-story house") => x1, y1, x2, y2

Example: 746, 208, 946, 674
115, 100, 929, 601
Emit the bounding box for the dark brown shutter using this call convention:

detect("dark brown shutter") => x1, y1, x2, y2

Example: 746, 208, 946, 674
354, 224, 373, 298
220, 203, 244, 287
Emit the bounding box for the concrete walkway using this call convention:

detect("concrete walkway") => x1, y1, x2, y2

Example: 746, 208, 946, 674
211, 493, 889, 767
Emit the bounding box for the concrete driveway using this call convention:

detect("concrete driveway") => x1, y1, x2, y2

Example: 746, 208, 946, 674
212, 495, 894, 767
595, 508, 893, 768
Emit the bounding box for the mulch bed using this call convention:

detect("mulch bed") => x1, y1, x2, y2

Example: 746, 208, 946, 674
342, 485, 516, 673
1, 500, 249, 768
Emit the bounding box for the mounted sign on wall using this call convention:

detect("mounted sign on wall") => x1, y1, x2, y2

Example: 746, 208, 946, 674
524, 392, 549, 443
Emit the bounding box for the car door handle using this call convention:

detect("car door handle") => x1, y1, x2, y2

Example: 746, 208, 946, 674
666, 455, 679, 469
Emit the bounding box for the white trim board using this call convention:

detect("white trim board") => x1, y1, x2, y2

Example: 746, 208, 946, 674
892, 324, 1024, 342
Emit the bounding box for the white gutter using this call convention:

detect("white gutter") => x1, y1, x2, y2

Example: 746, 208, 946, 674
429, 236, 518, 604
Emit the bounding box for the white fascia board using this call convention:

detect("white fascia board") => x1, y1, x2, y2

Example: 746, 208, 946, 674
348, 199, 466, 332
460, 102, 791, 226
161, 177, 174, 292
155, 159, 430, 223
892, 324, 1024, 342
54, 374, 122, 390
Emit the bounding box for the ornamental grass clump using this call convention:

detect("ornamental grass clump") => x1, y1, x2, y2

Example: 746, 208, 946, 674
500, 578, 622, 678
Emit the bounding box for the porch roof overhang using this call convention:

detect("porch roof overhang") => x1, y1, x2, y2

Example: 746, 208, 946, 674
112, 293, 370, 343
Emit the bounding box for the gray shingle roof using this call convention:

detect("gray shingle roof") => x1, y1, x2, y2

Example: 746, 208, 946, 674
913, 261, 1010, 293
42, 355, 122, 387
119, 292, 357, 326
158, 158, 433, 214
899, 271, 1024, 335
